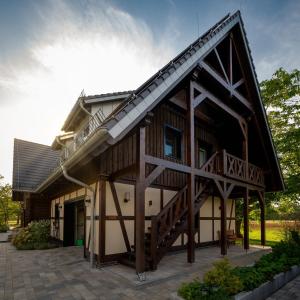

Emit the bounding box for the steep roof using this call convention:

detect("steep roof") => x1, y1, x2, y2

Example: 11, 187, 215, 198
62, 90, 133, 132
30, 11, 283, 193
12, 139, 60, 193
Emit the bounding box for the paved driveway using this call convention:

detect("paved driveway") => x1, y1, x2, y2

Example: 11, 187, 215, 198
0, 243, 271, 300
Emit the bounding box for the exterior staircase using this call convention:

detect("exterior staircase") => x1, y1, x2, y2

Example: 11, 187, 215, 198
120, 178, 211, 270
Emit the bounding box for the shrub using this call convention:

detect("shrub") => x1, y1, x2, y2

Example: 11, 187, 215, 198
178, 279, 231, 300
12, 220, 54, 250
232, 266, 265, 290
203, 258, 243, 295
0, 223, 9, 233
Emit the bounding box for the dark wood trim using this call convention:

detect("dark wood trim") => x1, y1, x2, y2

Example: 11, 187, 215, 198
99, 179, 106, 262
220, 194, 227, 255
144, 165, 165, 188
160, 189, 164, 211
135, 126, 146, 274
109, 164, 136, 181
257, 190, 266, 246
243, 187, 249, 250
109, 181, 131, 252
199, 216, 235, 220
187, 81, 195, 263
145, 155, 191, 173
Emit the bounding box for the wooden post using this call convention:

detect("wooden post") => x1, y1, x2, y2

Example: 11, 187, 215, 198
187, 81, 195, 263
258, 191, 266, 246
99, 178, 106, 263
135, 127, 146, 276
243, 188, 249, 250
220, 187, 227, 255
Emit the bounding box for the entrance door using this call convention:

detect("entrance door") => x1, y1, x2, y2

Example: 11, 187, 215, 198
63, 200, 85, 247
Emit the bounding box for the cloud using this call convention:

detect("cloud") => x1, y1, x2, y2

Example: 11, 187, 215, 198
0, 0, 177, 183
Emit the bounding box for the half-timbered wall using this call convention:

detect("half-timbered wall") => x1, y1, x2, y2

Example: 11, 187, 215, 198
50, 180, 235, 257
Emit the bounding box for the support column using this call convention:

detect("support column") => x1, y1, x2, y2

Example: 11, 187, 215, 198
98, 177, 106, 263
258, 191, 266, 246
135, 127, 146, 277
220, 190, 227, 255
187, 81, 195, 263
243, 188, 249, 250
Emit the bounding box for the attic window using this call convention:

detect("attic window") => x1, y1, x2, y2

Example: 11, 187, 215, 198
164, 125, 182, 160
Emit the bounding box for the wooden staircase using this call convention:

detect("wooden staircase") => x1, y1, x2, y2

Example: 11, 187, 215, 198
120, 179, 211, 270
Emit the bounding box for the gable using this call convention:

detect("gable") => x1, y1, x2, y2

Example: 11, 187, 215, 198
33, 11, 284, 193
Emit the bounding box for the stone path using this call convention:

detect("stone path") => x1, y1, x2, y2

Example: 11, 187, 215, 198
0, 243, 271, 300
267, 275, 300, 300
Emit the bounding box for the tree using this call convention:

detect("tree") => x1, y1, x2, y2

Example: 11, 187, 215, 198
260, 68, 300, 219
0, 175, 22, 225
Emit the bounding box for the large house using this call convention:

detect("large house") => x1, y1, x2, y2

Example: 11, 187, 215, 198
12, 11, 284, 279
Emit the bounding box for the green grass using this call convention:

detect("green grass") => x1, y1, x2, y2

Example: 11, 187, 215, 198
239, 221, 284, 247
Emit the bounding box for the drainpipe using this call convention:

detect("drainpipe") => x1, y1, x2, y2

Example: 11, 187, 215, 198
79, 98, 93, 117
60, 164, 95, 268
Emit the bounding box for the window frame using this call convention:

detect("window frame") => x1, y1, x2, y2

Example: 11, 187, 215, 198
164, 124, 183, 161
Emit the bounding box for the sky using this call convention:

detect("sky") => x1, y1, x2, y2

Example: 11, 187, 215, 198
0, 0, 299, 184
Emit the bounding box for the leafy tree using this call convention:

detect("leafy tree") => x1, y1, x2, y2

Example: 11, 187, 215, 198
260, 68, 300, 219
0, 175, 22, 226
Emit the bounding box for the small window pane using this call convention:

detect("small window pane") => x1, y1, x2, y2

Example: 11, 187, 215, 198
199, 148, 207, 167
164, 126, 182, 159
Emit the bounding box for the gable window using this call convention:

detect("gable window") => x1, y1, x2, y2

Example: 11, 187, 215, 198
164, 126, 182, 160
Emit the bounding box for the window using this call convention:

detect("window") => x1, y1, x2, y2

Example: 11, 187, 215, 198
164, 126, 182, 160
55, 204, 60, 220
199, 147, 207, 167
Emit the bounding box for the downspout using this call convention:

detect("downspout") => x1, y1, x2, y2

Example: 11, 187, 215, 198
60, 164, 96, 268
79, 98, 93, 117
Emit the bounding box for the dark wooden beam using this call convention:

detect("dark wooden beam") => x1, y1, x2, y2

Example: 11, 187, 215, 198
243, 187, 250, 250
145, 155, 192, 173
220, 192, 227, 255
144, 165, 165, 188
99, 178, 106, 262
232, 78, 244, 90
199, 60, 253, 111
187, 81, 195, 263
109, 181, 131, 252
191, 81, 246, 123
257, 191, 266, 246
214, 48, 230, 84
135, 126, 146, 276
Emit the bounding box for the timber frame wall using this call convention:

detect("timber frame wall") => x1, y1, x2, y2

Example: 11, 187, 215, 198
48, 30, 268, 275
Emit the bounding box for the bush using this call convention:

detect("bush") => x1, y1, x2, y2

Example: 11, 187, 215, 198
178, 279, 231, 300
178, 235, 300, 298
203, 258, 243, 295
12, 220, 55, 250
0, 223, 9, 232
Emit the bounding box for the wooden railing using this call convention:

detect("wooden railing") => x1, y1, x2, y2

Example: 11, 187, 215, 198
60, 107, 106, 162
201, 150, 264, 187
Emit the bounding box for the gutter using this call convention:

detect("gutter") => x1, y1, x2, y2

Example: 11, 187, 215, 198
35, 128, 108, 193
79, 98, 93, 117
61, 164, 96, 268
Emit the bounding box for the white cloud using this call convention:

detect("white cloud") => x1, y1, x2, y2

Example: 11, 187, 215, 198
0, 0, 176, 183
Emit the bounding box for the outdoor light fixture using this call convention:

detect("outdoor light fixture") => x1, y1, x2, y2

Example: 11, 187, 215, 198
85, 197, 91, 207
149, 200, 153, 206
58, 204, 63, 209
124, 192, 130, 203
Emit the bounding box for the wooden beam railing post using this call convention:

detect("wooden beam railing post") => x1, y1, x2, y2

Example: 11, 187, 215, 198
243, 187, 249, 250
135, 126, 146, 279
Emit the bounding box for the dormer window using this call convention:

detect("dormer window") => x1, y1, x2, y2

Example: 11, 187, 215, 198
164, 125, 182, 160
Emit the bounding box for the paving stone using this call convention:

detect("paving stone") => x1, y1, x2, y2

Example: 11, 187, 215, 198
1, 242, 297, 300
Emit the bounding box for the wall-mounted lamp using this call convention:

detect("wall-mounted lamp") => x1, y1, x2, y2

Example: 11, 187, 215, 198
58, 204, 63, 209
149, 200, 153, 206
124, 192, 130, 203
85, 197, 91, 207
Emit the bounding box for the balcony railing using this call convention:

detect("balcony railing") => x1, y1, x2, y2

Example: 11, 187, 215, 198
201, 150, 264, 187
60, 107, 106, 162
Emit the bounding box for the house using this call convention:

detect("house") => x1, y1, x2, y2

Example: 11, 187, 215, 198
12, 11, 284, 279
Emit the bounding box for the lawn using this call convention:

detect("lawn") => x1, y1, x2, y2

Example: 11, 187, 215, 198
244, 221, 287, 247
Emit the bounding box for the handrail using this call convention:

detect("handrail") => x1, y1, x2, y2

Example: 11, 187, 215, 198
61, 107, 106, 162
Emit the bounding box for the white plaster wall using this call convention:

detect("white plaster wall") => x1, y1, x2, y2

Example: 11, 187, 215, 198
91, 101, 122, 118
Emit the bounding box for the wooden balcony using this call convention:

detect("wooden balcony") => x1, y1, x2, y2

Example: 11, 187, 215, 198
201, 150, 264, 187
